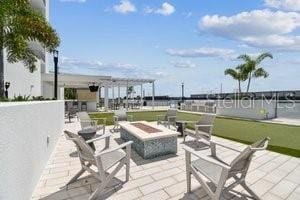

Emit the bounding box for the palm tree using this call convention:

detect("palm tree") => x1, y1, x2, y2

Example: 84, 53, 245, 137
224, 65, 247, 93
237, 53, 273, 93
127, 86, 134, 98
0, 0, 60, 97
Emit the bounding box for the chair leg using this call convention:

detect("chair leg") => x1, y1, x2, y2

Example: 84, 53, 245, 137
105, 136, 110, 149
66, 168, 86, 189
125, 146, 131, 182
126, 161, 130, 182
240, 181, 260, 200
185, 151, 191, 193
89, 182, 106, 200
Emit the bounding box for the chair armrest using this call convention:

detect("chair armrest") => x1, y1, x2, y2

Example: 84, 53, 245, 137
127, 115, 133, 121
95, 141, 133, 157
183, 145, 230, 170
194, 124, 213, 128
86, 133, 112, 144
210, 140, 242, 153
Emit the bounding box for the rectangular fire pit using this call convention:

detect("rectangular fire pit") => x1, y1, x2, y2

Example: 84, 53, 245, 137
120, 121, 178, 159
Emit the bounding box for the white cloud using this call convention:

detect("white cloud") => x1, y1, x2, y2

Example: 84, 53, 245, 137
199, 9, 300, 51
58, 57, 169, 80
60, 57, 136, 72
171, 60, 198, 68
145, 2, 175, 16
113, 0, 136, 14
166, 47, 237, 60
59, 0, 86, 3
265, 0, 300, 11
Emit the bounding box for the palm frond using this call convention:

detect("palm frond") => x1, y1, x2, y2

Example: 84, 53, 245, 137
237, 54, 252, 62
224, 68, 239, 80
253, 67, 269, 78
0, 0, 60, 72
255, 52, 273, 64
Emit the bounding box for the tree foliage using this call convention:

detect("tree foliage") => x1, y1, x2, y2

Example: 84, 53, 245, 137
0, 0, 60, 72
224, 64, 247, 93
64, 88, 77, 100
238, 52, 273, 92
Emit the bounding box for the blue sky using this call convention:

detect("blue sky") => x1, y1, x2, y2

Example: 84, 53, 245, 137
50, 0, 300, 96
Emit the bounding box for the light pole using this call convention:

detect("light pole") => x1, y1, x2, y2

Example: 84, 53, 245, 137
53, 50, 59, 99
181, 82, 184, 102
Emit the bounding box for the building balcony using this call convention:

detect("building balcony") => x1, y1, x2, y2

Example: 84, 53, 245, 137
30, 0, 46, 16
28, 41, 45, 62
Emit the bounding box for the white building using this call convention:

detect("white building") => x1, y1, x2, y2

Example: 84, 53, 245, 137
2, 0, 155, 110
3, 0, 49, 98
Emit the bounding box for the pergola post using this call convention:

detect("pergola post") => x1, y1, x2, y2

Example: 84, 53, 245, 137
104, 85, 109, 111
140, 84, 143, 108
97, 85, 101, 104
118, 84, 120, 104
152, 81, 155, 109
111, 86, 115, 110
59, 86, 64, 100
126, 81, 129, 110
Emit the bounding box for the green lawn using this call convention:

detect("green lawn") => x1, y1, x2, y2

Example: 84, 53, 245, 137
90, 111, 300, 157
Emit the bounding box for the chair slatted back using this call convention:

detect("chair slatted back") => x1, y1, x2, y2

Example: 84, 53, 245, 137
196, 114, 215, 134
229, 137, 270, 174
77, 112, 94, 129
64, 131, 95, 162
115, 110, 128, 121
164, 109, 177, 121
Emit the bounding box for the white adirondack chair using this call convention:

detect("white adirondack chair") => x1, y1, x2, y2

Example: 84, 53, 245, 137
184, 137, 270, 200
112, 109, 133, 132
157, 109, 177, 128
64, 130, 133, 200
77, 112, 106, 135
183, 114, 216, 142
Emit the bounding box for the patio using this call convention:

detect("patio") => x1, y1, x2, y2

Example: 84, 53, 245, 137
31, 120, 300, 200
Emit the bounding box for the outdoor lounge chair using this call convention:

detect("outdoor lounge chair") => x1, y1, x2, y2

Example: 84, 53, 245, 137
184, 137, 270, 200
77, 112, 106, 135
112, 109, 133, 132
157, 109, 177, 128
64, 130, 133, 200
65, 107, 77, 123
183, 114, 216, 142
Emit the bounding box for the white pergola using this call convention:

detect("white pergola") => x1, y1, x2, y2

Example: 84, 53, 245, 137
42, 73, 155, 110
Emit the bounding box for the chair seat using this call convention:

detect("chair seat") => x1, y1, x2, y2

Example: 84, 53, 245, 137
98, 150, 126, 171
192, 157, 225, 185
185, 129, 210, 141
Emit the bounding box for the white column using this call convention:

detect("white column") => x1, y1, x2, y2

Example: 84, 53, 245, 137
126, 81, 129, 110
104, 85, 109, 111
140, 84, 143, 108
152, 81, 155, 109
112, 86, 115, 110
59, 87, 64, 100
98, 85, 102, 104
118, 84, 120, 104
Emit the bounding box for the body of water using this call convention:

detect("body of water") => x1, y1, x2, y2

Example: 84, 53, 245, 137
278, 102, 300, 119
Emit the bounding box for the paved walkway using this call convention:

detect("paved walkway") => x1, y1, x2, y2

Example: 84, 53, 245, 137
31, 121, 300, 200
262, 118, 300, 126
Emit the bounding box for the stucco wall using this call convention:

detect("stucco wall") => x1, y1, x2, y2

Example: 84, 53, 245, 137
0, 101, 64, 200
216, 100, 276, 120
3, 50, 42, 98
